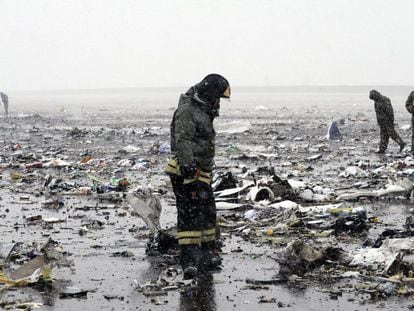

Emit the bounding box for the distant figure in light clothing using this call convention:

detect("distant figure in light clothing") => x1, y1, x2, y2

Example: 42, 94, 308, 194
0, 92, 9, 116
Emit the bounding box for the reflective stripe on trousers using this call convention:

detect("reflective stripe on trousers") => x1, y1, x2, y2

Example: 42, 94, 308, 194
177, 227, 216, 245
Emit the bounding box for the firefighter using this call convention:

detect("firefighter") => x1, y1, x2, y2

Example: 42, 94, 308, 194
369, 89, 405, 154
405, 90, 414, 154
166, 74, 230, 279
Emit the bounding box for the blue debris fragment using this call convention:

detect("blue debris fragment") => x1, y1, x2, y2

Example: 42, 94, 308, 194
326, 121, 342, 140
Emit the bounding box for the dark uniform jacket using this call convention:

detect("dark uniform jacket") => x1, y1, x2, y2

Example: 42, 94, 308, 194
373, 92, 394, 127
406, 91, 414, 114
170, 87, 217, 172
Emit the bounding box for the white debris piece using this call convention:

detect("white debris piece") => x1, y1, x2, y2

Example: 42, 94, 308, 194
44, 159, 71, 167
215, 182, 254, 198
400, 124, 411, 131
299, 203, 342, 214
216, 202, 246, 210
244, 209, 259, 220
288, 179, 307, 190
337, 178, 413, 201
216, 120, 252, 134
339, 166, 367, 178
306, 154, 322, 161
254, 105, 270, 111
122, 145, 140, 153
404, 156, 414, 166
269, 200, 299, 210
299, 189, 314, 201
298, 189, 330, 202
350, 238, 414, 271
117, 159, 134, 167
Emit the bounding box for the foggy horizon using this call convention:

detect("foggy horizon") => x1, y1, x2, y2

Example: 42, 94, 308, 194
2, 0, 414, 92
10, 84, 414, 94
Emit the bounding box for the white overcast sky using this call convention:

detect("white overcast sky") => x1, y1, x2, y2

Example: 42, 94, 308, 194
1, 0, 414, 91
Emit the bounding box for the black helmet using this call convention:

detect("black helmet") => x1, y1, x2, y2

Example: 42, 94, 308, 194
197, 74, 231, 102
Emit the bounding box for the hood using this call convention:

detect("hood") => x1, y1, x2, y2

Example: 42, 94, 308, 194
369, 89, 381, 100
369, 89, 387, 102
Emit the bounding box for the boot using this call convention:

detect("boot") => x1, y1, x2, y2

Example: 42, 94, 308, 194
183, 266, 198, 280
180, 244, 201, 280
199, 241, 222, 272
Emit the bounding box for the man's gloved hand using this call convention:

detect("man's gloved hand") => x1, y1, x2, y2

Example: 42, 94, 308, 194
180, 163, 197, 178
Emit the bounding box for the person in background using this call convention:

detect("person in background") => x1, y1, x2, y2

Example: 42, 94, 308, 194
369, 89, 405, 154
405, 90, 414, 154
0, 92, 8, 116
166, 74, 230, 279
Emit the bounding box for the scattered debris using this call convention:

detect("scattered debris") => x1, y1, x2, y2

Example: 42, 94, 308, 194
59, 287, 89, 299
2, 92, 414, 309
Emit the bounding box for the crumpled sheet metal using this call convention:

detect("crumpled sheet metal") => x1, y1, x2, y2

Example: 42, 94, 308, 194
337, 182, 412, 201
350, 238, 414, 273
126, 186, 162, 234
1, 258, 52, 287
336, 177, 413, 201
0, 268, 43, 287
1, 239, 62, 289
247, 186, 275, 202
214, 182, 254, 199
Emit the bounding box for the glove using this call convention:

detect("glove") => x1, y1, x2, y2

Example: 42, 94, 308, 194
180, 164, 197, 178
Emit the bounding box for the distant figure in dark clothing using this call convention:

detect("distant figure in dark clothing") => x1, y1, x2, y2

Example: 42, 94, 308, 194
0, 92, 9, 116
369, 89, 405, 154
405, 90, 414, 154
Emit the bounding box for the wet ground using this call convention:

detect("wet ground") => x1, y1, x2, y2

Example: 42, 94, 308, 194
2, 87, 414, 310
